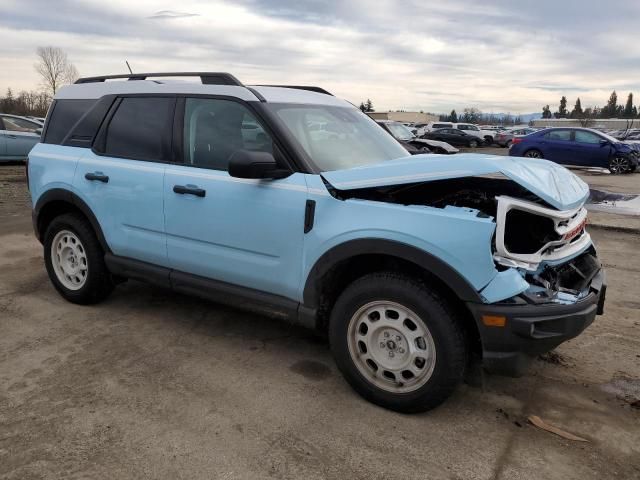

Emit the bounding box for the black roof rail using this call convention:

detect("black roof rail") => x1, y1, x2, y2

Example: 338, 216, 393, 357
75, 72, 243, 86
255, 85, 333, 96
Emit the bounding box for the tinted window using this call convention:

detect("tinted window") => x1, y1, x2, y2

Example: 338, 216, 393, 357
1, 116, 41, 133
105, 97, 174, 161
44, 99, 96, 144
545, 130, 571, 141
574, 131, 601, 144
184, 98, 273, 170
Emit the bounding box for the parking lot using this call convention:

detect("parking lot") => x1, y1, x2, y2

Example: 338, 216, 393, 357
1, 163, 639, 479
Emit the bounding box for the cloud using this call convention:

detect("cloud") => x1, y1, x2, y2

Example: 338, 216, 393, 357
147, 10, 200, 20
0, 0, 639, 113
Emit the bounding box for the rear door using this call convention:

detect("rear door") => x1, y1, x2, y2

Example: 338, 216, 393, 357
542, 129, 574, 164
163, 97, 307, 300
73, 96, 174, 266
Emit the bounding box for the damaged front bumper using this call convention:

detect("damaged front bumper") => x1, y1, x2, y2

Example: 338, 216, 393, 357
467, 263, 606, 377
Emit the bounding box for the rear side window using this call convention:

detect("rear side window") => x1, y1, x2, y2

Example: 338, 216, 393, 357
44, 99, 96, 144
545, 130, 571, 141
104, 97, 174, 161
433, 123, 451, 129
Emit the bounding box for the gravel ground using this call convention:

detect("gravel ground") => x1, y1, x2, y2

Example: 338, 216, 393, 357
1, 164, 639, 480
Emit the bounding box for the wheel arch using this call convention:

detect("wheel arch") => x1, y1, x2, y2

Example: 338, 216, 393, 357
303, 239, 482, 306
33, 188, 110, 252
303, 239, 483, 354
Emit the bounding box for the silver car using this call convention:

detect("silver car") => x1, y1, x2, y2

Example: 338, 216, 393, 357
0, 114, 42, 162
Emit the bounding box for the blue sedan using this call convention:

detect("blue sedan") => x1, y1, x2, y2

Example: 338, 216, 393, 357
509, 127, 639, 174
0, 114, 42, 162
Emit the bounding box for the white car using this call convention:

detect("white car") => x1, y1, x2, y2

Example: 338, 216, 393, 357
420, 122, 494, 143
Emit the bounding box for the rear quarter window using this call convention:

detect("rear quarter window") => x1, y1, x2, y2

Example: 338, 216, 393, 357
44, 99, 96, 144
544, 130, 572, 141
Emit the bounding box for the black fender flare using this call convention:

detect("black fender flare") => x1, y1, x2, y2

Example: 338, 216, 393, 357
302, 238, 483, 306
33, 188, 110, 252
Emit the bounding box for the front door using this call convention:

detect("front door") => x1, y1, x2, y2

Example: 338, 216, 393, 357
572, 130, 610, 167
164, 97, 307, 300
73, 96, 174, 266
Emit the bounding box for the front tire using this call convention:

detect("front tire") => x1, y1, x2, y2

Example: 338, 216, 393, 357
329, 273, 467, 413
608, 156, 631, 174
44, 213, 114, 304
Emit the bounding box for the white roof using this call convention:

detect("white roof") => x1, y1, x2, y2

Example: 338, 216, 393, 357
55, 80, 353, 108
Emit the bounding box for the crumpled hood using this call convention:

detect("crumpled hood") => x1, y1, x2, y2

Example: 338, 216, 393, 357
322, 154, 589, 211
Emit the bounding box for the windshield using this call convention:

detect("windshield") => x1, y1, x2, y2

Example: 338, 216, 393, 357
267, 104, 409, 171
385, 122, 415, 141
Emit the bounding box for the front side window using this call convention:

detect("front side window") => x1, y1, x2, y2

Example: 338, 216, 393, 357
545, 130, 571, 141
574, 130, 601, 144
183, 98, 273, 170
104, 97, 174, 161
268, 103, 408, 171
2, 116, 41, 133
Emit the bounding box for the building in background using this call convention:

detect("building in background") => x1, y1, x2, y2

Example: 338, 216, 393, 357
368, 111, 438, 124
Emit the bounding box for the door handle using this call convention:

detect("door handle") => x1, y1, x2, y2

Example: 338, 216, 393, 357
85, 172, 109, 183
6, 134, 17, 139
173, 184, 206, 197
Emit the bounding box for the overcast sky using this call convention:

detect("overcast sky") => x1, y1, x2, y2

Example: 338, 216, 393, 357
1, 0, 639, 114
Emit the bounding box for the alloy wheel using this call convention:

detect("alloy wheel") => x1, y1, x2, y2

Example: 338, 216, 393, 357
609, 156, 629, 174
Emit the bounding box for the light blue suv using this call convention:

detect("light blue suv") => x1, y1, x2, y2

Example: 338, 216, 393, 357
28, 72, 605, 412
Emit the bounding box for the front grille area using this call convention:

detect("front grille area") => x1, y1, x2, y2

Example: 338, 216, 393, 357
504, 209, 560, 254
494, 195, 591, 271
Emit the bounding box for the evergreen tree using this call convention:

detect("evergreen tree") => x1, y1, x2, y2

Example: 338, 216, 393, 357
570, 98, 583, 118
623, 93, 634, 118
603, 90, 617, 118
359, 102, 366, 112
449, 109, 458, 122
542, 105, 552, 119
555, 96, 568, 118
365, 98, 374, 112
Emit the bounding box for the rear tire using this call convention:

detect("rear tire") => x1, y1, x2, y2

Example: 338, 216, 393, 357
469, 140, 479, 148
44, 213, 114, 304
329, 273, 467, 413
524, 149, 543, 159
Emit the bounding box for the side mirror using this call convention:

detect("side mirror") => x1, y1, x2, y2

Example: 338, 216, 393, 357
35, 128, 43, 135
599, 139, 609, 147
228, 150, 290, 179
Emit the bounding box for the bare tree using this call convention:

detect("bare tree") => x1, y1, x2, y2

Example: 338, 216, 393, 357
34, 47, 79, 96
